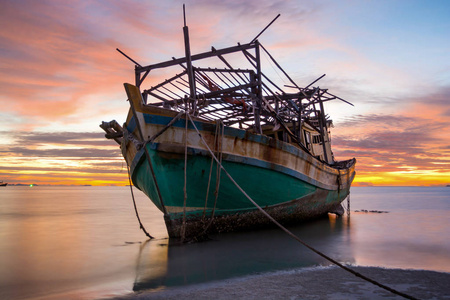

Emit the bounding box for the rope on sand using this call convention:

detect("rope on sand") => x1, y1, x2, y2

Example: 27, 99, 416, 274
186, 113, 417, 300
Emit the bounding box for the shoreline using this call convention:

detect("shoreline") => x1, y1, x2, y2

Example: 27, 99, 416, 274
114, 266, 450, 300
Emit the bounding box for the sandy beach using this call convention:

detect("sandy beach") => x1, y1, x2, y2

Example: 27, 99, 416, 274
116, 266, 450, 300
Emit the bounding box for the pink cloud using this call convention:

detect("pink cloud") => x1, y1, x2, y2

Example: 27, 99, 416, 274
0, 1, 179, 127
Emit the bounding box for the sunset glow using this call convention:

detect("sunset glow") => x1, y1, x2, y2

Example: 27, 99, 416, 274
0, 0, 449, 186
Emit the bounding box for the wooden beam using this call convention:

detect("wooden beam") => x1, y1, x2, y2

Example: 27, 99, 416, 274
136, 43, 256, 73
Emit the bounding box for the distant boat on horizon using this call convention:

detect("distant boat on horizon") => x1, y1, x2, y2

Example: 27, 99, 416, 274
0, 181, 7, 187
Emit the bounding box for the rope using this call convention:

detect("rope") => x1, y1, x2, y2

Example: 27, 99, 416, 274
347, 193, 351, 216
148, 111, 184, 143
202, 121, 220, 218
186, 113, 417, 300
212, 120, 224, 217
126, 163, 154, 239
199, 119, 224, 236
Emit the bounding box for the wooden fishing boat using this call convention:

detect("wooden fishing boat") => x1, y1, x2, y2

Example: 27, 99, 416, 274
101, 12, 356, 239
0, 181, 7, 187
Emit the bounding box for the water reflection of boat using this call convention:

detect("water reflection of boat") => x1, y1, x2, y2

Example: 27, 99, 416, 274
132, 215, 354, 292
133, 240, 169, 292
0, 181, 7, 187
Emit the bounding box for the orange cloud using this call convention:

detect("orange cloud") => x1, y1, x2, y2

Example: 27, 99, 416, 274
331, 87, 450, 186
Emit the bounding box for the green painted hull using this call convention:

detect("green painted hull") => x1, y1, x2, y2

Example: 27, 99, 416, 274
131, 143, 352, 238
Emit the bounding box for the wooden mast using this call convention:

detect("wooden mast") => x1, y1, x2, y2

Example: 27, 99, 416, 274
183, 5, 197, 111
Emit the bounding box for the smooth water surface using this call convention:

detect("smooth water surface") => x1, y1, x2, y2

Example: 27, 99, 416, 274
0, 186, 449, 299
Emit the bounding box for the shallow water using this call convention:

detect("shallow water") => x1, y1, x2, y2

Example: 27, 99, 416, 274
0, 186, 449, 299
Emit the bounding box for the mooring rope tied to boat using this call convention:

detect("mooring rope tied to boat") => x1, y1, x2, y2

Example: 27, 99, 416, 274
202, 118, 222, 218
346, 193, 351, 215
200, 119, 224, 235
148, 110, 185, 143
185, 112, 417, 300
126, 163, 154, 239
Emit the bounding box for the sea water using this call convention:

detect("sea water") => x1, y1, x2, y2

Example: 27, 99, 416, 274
0, 186, 449, 299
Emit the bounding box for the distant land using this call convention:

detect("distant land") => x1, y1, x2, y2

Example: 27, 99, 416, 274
4, 183, 449, 187
8, 184, 93, 187
5, 184, 135, 187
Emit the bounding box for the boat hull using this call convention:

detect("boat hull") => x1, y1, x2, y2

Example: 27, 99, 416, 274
163, 188, 348, 239
125, 109, 355, 239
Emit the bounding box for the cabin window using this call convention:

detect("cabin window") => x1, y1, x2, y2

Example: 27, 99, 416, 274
304, 131, 311, 144
312, 135, 322, 144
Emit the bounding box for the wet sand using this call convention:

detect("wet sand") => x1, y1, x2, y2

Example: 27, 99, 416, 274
116, 266, 450, 300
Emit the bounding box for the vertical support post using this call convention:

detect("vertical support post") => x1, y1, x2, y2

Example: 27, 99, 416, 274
298, 98, 303, 143
275, 96, 279, 114
135, 66, 141, 87
254, 40, 262, 134
318, 96, 329, 163
183, 5, 197, 111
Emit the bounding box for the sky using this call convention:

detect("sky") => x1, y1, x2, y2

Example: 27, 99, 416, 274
0, 0, 449, 186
